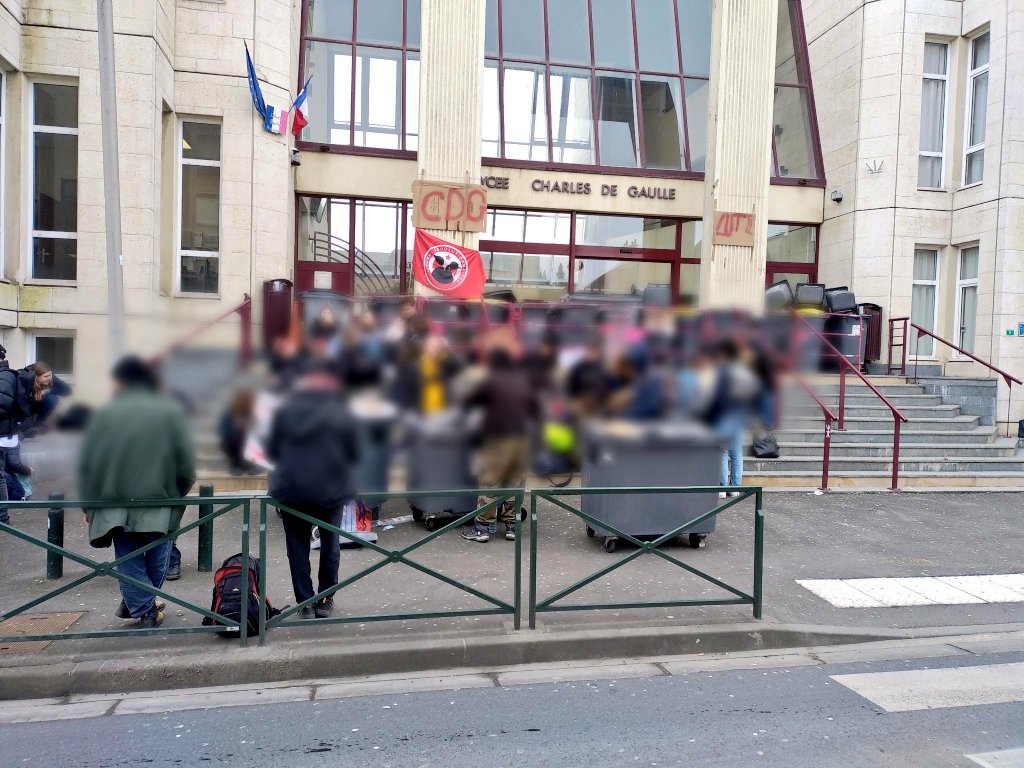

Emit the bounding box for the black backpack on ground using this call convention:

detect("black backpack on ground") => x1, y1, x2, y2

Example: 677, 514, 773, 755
751, 431, 781, 459
202, 554, 281, 638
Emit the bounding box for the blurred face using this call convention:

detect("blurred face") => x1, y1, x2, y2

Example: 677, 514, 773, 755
318, 307, 335, 324
39, 371, 53, 388
399, 303, 416, 320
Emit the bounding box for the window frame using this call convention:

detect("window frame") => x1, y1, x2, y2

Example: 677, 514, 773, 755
28, 79, 79, 285
0, 71, 6, 279
917, 39, 949, 191
961, 30, 989, 188
175, 118, 223, 298
30, 330, 75, 381
910, 247, 940, 359
953, 243, 980, 357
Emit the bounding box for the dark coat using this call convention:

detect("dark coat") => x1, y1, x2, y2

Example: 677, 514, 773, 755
0, 363, 38, 437
79, 387, 197, 548
268, 388, 360, 514
467, 355, 539, 438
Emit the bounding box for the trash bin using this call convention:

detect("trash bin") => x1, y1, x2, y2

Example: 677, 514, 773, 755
349, 393, 398, 499
405, 409, 478, 530
581, 420, 725, 552
824, 312, 867, 372
262, 279, 293, 351
858, 303, 883, 365
794, 307, 826, 372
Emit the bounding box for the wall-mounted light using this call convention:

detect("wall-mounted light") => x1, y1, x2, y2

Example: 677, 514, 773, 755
830, 190, 844, 203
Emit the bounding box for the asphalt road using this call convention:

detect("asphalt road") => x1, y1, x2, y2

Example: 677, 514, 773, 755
3, 652, 1022, 768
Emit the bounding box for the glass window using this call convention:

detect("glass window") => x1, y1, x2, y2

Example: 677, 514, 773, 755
640, 76, 684, 170
34, 335, 74, 377
956, 245, 979, 354
0, 73, 5, 275
178, 121, 221, 294
353, 200, 402, 295
595, 73, 639, 167
32, 82, 78, 281
678, 0, 712, 76
576, 215, 677, 249
485, 0, 499, 56
503, 63, 548, 160
767, 224, 816, 263
299, 0, 419, 151
501, 0, 545, 60
592, 0, 635, 69
636, 0, 681, 73
911, 248, 938, 356
773, 86, 817, 179
683, 78, 708, 171
775, 0, 799, 84
963, 31, 989, 186
547, 0, 590, 65
482, 62, 501, 157
574, 259, 672, 297
550, 68, 596, 164
918, 41, 948, 189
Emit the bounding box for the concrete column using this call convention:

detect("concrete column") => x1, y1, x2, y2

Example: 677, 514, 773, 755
699, 0, 779, 312
416, 0, 486, 252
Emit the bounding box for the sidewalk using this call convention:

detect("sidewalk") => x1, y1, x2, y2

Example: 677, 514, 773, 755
2, 481, 1023, 698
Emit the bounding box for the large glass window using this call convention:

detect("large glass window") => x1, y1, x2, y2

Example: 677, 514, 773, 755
770, 0, 819, 180
767, 223, 816, 263
918, 41, 948, 189
299, 0, 419, 151
32, 82, 78, 281
178, 121, 221, 294
963, 31, 989, 186
955, 245, 979, 354
911, 249, 939, 357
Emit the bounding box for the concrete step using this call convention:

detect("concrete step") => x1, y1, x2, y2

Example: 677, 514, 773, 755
775, 427, 998, 444
743, 470, 1024, 489
774, 441, 1019, 458
785, 404, 962, 420
796, 383, 926, 396
745, 456, 1024, 473
783, 415, 981, 432
789, 393, 945, 407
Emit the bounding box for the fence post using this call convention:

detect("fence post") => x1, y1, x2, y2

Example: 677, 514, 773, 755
46, 492, 65, 580
198, 484, 214, 572
753, 490, 764, 620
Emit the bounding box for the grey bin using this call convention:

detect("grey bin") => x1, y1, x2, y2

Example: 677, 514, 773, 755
405, 409, 478, 530
349, 394, 398, 502
581, 420, 725, 552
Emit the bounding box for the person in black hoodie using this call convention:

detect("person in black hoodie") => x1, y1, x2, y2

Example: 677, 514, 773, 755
268, 361, 359, 618
0, 346, 37, 523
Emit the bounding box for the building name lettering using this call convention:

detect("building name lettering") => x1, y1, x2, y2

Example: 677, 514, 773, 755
523, 178, 676, 199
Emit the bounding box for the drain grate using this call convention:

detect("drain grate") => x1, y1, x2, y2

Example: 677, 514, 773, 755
0, 612, 84, 654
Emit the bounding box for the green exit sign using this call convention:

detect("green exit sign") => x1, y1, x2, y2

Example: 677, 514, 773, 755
1009, 329, 1016, 336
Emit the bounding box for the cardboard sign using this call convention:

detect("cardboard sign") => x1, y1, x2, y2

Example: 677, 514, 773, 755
412, 181, 487, 233
712, 211, 756, 247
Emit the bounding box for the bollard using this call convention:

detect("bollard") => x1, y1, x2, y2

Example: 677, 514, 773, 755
46, 492, 65, 580
198, 484, 214, 573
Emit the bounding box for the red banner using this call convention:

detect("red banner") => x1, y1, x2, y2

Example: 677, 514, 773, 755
412, 229, 486, 299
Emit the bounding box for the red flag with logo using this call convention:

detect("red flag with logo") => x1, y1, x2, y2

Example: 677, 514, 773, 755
412, 229, 487, 299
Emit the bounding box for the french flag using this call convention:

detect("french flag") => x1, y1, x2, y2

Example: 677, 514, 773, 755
291, 77, 311, 137
264, 105, 288, 135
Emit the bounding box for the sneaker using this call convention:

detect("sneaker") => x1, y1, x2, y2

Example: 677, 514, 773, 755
137, 608, 165, 628
314, 597, 334, 619
718, 492, 727, 499
298, 605, 314, 619
728, 491, 741, 498
461, 523, 491, 543
116, 599, 165, 619
504, 523, 516, 541
0, 514, 10, 526
165, 564, 181, 581
310, 528, 321, 550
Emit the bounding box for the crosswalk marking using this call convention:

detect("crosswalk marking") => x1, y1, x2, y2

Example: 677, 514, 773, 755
831, 662, 1024, 713
966, 747, 1024, 767
797, 574, 1024, 608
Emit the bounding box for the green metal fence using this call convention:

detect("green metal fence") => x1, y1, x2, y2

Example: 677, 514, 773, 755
258, 489, 523, 643
528, 486, 764, 629
0, 496, 257, 646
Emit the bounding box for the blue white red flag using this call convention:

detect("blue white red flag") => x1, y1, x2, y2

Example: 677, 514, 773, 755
291, 77, 312, 137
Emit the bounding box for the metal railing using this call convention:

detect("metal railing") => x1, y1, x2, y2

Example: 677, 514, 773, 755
258, 490, 523, 641
795, 313, 909, 490
889, 317, 1022, 437
528, 487, 764, 628
149, 293, 253, 369
0, 495, 257, 646
792, 376, 838, 491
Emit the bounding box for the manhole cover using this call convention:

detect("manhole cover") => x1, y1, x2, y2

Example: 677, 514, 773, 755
0, 612, 84, 654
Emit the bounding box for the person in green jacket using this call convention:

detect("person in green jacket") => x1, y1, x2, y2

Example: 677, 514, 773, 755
79, 356, 196, 628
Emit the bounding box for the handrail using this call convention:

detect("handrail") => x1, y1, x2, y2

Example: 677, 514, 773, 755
312, 231, 396, 296
150, 293, 253, 368
890, 316, 1021, 437
794, 312, 908, 491
793, 374, 837, 491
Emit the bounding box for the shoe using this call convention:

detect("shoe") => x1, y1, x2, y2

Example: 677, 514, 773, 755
718, 492, 727, 499
137, 608, 165, 628
310, 528, 321, 550
728, 491, 741, 498
165, 565, 181, 581
504, 523, 516, 541
461, 523, 491, 543
298, 605, 314, 619
314, 597, 334, 618
0, 514, 10, 526
116, 599, 165, 619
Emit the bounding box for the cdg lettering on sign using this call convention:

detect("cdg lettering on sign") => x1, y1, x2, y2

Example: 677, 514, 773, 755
411, 181, 488, 233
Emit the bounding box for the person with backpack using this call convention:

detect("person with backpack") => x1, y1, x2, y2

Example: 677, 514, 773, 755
0, 345, 37, 525
268, 360, 359, 618
79, 356, 196, 628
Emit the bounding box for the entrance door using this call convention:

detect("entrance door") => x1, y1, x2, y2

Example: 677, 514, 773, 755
296, 197, 354, 294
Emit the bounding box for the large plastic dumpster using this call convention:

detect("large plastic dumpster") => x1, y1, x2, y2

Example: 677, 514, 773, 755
580, 420, 725, 552
405, 408, 478, 530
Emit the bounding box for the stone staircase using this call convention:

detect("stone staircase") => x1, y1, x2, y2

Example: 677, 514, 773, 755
745, 376, 1023, 490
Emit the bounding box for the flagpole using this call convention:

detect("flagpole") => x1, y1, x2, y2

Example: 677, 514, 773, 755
97, 0, 126, 359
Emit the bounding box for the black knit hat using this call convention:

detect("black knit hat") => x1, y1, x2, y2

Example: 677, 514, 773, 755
112, 355, 158, 390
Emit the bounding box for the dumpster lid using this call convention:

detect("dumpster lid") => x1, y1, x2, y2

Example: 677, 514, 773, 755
587, 419, 723, 446
349, 392, 398, 421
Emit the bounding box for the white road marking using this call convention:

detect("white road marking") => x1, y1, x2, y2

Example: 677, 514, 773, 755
798, 574, 1024, 608
966, 747, 1024, 767
831, 662, 1024, 713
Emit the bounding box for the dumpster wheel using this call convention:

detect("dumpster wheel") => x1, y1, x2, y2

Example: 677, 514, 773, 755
602, 537, 619, 553
688, 533, 707, 549
411, 506, 425, 523
586, 525, 595, 538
